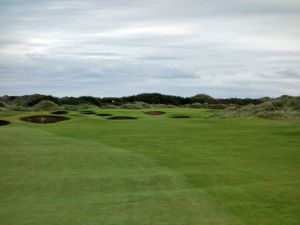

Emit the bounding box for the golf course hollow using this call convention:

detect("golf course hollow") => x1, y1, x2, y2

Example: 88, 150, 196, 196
80, 110, 96, 114
107, 116, 137, 120
0, 120, 10, 126
170, 115, 191, 119
21, 115, 70, 124
144, 111, 166, 115
51, 110, 68, 115
98, 113, 113, 117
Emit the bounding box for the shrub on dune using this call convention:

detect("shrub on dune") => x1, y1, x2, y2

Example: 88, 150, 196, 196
0, 101, 8, 108
32, 100, 61, 111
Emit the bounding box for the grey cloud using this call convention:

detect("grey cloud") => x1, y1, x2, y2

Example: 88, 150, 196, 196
151, 67, 198, 79
0, 0, 300, 97
277, 68, 300, 79
75, 52, 123, 57
137, 56, 185, 61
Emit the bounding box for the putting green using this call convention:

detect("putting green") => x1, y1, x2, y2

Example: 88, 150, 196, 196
0, 108, 299, 225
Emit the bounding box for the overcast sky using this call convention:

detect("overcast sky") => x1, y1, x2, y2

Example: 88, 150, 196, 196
0, 0, 300, 98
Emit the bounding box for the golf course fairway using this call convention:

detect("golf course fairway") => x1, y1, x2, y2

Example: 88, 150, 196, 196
0, 108, 299, 225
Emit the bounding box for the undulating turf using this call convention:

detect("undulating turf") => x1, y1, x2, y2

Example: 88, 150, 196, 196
0, 108, 299, 225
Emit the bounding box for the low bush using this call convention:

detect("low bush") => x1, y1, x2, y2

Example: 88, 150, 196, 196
0, 101, 8, 108
120, 102, 151, 109
186, 103, 226, 109
32, 100, 61, 111
62, 104, 98, 111
101, 104, 119, 109
120, 103, 144, 109
7, 105, 31, 111
213, 99, 300, 120
256, 110, 300, 120
152, 104, 176, 108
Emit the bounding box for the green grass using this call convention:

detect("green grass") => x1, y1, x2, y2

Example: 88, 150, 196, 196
0, 108, 299, 225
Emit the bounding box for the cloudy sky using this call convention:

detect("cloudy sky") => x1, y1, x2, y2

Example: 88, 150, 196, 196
0, 0, 300, 98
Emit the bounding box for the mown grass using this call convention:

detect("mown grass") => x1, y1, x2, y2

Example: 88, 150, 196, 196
0, 108, 299, 225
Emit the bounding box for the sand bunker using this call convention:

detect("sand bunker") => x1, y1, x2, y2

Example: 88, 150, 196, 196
21, 115, 69, 124
107, 116, 137, 120
98, 113, 113, 117
80, 110, 96, 114
170, 115, 191, 118
51, 110, 68, 115
0, 120, 10, 126
144, 111, 165, 115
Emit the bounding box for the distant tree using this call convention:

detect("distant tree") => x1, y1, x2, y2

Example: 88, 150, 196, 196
190, 94, 215, 104
122, 93, 187, 105
78, 96, 102, 106
1, 93, 298, 109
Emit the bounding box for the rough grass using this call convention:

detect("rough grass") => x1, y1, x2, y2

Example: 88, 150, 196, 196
0, 108, 299, 225
214, 98, 300, 120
